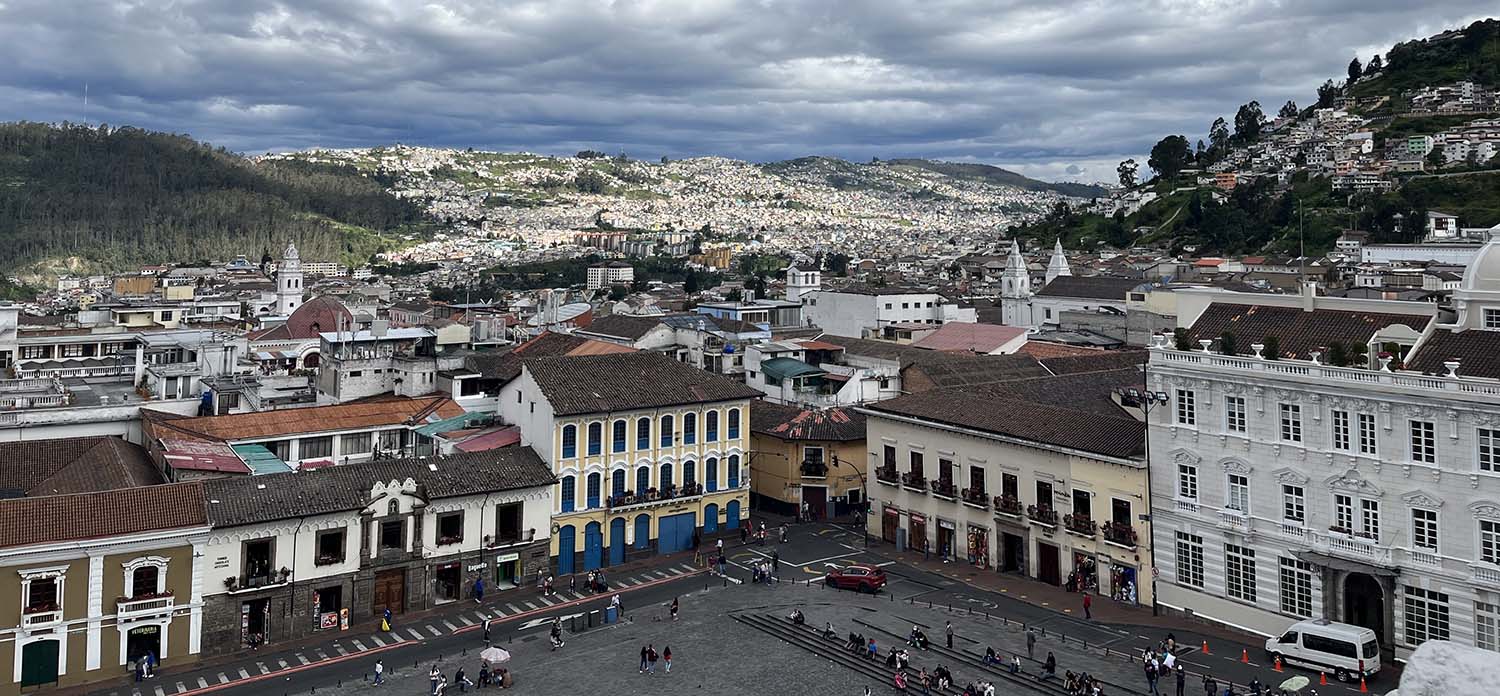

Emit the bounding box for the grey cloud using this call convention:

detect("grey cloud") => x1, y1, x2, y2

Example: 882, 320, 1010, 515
0, 0, 1492, 181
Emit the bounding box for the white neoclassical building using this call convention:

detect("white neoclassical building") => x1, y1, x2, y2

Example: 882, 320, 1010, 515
1147, 236, 1500, 664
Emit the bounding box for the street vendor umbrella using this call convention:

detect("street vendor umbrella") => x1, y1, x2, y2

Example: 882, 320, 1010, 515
479, 647, 511, 665
1278, 675, 1311, 693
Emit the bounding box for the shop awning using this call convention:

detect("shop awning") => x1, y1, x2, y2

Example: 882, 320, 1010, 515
760, 357, 826, 382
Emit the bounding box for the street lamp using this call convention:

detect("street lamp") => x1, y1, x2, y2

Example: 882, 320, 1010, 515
830, 454, 869, 548
1115, 384, 1169, 616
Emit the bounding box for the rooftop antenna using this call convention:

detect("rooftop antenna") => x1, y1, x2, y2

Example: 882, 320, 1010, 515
83, 83, 88, 125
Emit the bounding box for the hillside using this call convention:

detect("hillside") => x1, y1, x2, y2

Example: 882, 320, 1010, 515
0, 123, 431, 274
1353, 19, 1500, 97
882, 159, 1109, 198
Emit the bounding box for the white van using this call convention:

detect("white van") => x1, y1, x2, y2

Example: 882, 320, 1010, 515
1264, 619, 1380, 682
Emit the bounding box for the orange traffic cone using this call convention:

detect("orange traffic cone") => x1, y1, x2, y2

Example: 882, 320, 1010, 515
1274, 657, 1283, 672
1320, 672, 1328, 686
1201, 640, 1211, 655
1360, 677, 1368, 693
1240, 649, 1249, 663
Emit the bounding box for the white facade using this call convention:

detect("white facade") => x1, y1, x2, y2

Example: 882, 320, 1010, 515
804, 289, 976, 338
586, 263, 634, 291
784, 266, 821, 303
276, 243, 304, 316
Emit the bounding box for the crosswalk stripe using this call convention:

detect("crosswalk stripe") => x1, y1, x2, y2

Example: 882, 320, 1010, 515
370, 635, 387, 647
334, 644, 349, 656
352, 639, 368, 651
505, 603, 521, 614
425, 625, 442, 637
472, 611, 490, 622
524, 601, 539, 610
458, 615, 474, 626
442, 620, 459, 632
677, 563, 695, 572
296, 654, 310, 665
174, 681, 187, 693
153, 686, 165, 696
216, 673, 229, 684
390, 632, 406, 643
255, 662, 269, 675
406, 628, 423, 641
277, 658, 289, 669
316, 649, 331, 660
538, 595, 556, 606
197, 677, 208, 689
652, 570, 669, 578
237, 668, 251, 680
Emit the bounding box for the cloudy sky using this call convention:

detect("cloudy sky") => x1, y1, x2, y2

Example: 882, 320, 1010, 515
0, 1, 1493, 182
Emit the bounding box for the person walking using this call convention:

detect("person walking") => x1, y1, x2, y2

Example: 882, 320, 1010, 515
646, 644, 659, 674
455, 667, 469, 693
663, 646, 673, 674
945, 621, 954, 649
1026, 628, 1037, 659
435, 676, 447, 696
639, 645, 649, 674
1175, 664, 1186, 696
473, 576, 485, 603
482, 616, 491, 643
1082, 591, 1092, 620
1144, 656, 1160, 696
145, 650, 157, 678
611, 593, 622, 619
430, 665, 441, 695
373, 659, 384, 686
1202, 674, 1217, 696
382, 607, 394, 632
739, 525, 748, 544
670, 597, 679, 621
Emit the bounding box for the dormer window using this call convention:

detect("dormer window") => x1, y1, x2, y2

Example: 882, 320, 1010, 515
1485, 308, 1500, 331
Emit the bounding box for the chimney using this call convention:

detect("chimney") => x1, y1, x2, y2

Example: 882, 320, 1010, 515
1300, 280, 1318, 312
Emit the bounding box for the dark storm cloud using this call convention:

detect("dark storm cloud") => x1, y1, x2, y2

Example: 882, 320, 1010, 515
0, 0, 1492, 181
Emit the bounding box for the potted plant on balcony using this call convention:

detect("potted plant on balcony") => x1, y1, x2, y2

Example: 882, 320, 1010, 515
24, 600, 59, 613
223, 576, 238, 590
437, 535, 462, 546
1329, 524, 1352, 535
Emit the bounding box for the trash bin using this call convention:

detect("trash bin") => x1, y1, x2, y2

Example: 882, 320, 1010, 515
605, 606, 618, 624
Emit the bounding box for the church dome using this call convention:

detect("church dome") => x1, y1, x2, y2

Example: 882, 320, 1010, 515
1460, 226, 1500, 294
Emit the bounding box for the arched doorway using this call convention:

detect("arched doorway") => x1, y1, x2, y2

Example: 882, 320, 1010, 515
556, 525, 576, 575
302, 352, 320, 369
583, 522, 603, 571
126, 625, 161, 665
1344, 572, 1384, 642
703, 503, 719, 534
725, 500, 741, 529
609, 518, 626, 566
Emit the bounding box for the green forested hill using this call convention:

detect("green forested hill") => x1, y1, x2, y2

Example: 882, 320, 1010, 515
1354, 19, 1500, 96
0, 122, 431, 272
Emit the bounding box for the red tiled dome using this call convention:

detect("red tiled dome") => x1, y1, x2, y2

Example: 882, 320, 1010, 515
248, 295, 353, 341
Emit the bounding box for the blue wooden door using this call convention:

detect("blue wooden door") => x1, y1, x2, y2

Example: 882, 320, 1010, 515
610, 518, 626, 565
658, 512, 696, 554
634, 514, 651, 551
556, 525, 575, 575
583, 522, 603, 571
726, 500, 741, 529
703, 503, 719, 534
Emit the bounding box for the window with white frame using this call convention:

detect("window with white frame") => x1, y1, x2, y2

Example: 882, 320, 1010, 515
1225, 543, 1257, 602
21, 569, 63, 613
1279, 403, 1302, 442
1412, 508, 1439, 551
1175, 389, 1196, 426
1482, 519, 1500, 565
1410, 420, 1436, 463
1282, 484, 1305, 523
1481, 428, 1500, 472
1177, 464, 1198, 500
123, 557, 170, 599
1485, 308, 1500, 330
1225, 396, 1246, 433
1358, 413, 1377, 455
1478, 600, 1500, 652
1334, 494, 1354, 533
1331, 410, 1350, 450
1226, 473, 1249, 514
1176, 532, 1204, 588
1403, 586, 1451, 645
1360, 499, 1381, 540
1279, 557, 1313, 617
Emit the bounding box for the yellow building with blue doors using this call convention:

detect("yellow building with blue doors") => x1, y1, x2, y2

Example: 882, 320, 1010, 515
500, 352, 761, 573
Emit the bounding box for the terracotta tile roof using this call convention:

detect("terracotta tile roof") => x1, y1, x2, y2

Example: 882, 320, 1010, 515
201, 448, 553, 527
1039, 350, 1148, 375
580, 314, 664, 341
1017, 341, 1105, 359
911, 323, 1028, 354
866, 385, 1144, 459
0, 483, 207, 549
247, 296, 353, 341
900, 353, 1052, 390
143, 395, 464, 442
1186, 303, 1430, 359
464, 332, 635, 382
1034, 275, 1143, 300
524, 352, 761, 416
1406, 329, 1500, 379
0, 437, 163, 498
749, 401, 867, 442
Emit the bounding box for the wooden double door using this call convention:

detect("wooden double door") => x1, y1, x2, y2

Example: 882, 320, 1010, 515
372, 569, 406, 615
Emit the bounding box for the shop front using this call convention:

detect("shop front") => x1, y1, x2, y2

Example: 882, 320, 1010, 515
909, 513, 928, 553
966, 524, 990, 568
1108, 561, 1140, 604
936, 519, 957, 560
881, 505, 900, 544
1068, 551, 1099, 593
493, 552, 521, 587
433, 562, 462, 604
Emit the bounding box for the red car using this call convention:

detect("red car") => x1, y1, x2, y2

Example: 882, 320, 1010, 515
825, 563, 888, 593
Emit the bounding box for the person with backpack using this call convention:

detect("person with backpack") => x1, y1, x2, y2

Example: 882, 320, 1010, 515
646, 644, 659, 674
663, 646, 673, 674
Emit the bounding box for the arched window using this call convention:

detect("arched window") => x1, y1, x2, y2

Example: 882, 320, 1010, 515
660, 415, 674, 448
661, 462, 675, 491
727, 408, 741, 440
636, 417, 651, 450
705, 456, 719, 492
683, 412, 697, 444
612, 420, 627, 453
387, 500, 400, 516
586, 472, 602, 509
560, 475, 576, 513
728, 454, 741, 488
587, 422, 602, 456
612, 469, 627, 499
636, 466, 651, 494
706, 410, 719, 442
682, 459, 696, 488
561, 424, 577, 459
130, 566, 160, 599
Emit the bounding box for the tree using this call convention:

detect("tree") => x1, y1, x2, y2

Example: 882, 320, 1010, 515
1347, 56, 1363, 84
1148, 135, 1193, 180
1425, 148, 1446, 171
659, 155, 670, 164
1173, 328, 1192, 351
1262, 335, 1282, 361
1218, 331, 1238, 356
1366, 55, 1383, 75
573, 170, 608, 194
1233, 101, 1264, 143
1326, 341, 1348, 367
1116, 159, 1138, 189
575, 150, 606, 159
1209, 117, 1230, 156
1278, 100, 1299, 119
1316, 79, 1340, 107
607, 284, 628, 301
683, 272, 700, 294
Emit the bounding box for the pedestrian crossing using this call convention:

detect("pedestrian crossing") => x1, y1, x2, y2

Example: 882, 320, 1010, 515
107, 562, 705, 696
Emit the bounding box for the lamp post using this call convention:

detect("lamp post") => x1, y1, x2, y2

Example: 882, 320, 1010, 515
830, 454, 869, 548
1115, 384, 1169, 616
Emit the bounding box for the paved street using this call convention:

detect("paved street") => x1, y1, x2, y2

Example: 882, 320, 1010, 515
82, 519, 1380, 696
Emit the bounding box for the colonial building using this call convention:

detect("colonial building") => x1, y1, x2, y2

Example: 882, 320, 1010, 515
1148, 241, 1500, 662
197, 449, 553, 654
749, 401, 867, 519
499, 352, 760, 574
0, 484, 209, 696
861, 365, 1154, 607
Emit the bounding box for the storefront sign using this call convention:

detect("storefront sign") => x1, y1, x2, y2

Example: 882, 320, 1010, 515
467, 562, 488, 572
319, 612, 339, 630
496, 553, 520, 563
938, 519, 956, 530
339, 608, 350, 631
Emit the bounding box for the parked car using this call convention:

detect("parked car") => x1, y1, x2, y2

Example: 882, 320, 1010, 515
824, 563, 887, 593
1264, 618, 1380, 683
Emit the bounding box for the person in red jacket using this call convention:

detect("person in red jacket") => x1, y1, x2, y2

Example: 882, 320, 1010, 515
1082, 592, 1093, 619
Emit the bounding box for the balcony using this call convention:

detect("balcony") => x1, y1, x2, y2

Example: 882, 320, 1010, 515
1027, 505, 1057, 527
437, 535, 464, 547
1064, 514, 1095, 537
1473, 564, 1500, 589
1279, 521, 1307, 540
226, 568, 290, 593
1218, 509, 1249, 533
929, 479, 957, 500
1153, 347, 1500, 401
1409, 549, 1441, 567
485, 529, 537, 550
875, 466, 899, 486
960, 488, 989, 510
800, 459, 828, 479
21, 605, 61, 629
314, 553, 346, 567
1309, 529, 1392, 566
1102, 521, 1138, 549
117, 593, 175, 620
901, 472, 927, 493
609, 483, 705, 512
994, 495, 1023, 518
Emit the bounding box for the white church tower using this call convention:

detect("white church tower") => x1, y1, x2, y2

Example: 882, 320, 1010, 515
1045, 238, 1073, 285
785, 264, 821, 303
999, 239, 1033, 327
276, 242, 304, 316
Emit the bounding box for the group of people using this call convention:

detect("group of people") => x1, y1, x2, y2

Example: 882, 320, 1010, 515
636, 643, 673, 675
583, 569, 609, 594
1064, 670, 1107, 696
751, 559, 778, 584
131, 650, 158, 681
891, 664, 955, 694
1141, 644, 1183, 696
423, 663, 513, 693
905, 625, 931, 650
